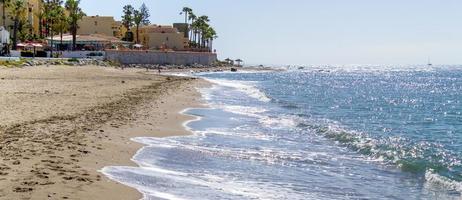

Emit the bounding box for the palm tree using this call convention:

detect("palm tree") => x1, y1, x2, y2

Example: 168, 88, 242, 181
65, 0, 84, 50
192, 15, 209, 49
8, 0, 26, 50
203, 26, 217, 52
53, 6, 67, 49
37, 5, 46, 38
235, 59, 243, 67
188, 13, 196, 43
133, 3, 150, 44
180, 7, 192, 25
121, 4, 134, 41
1, 0, 10, 27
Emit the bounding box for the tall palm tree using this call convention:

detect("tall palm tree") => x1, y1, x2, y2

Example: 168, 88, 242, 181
1, 0, 10, 27
192, 15, 209, 49
180, 7, 192, 25
188, 13, 196, 43
37, 5, 46, 38
203, 26, 217, 52
8, 0, 26, 50
65, 0, 84, 50
53, 5, 67, 49
133, 3, 150, 44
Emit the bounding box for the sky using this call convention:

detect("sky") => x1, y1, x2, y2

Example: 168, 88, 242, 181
80, 0, 462, 65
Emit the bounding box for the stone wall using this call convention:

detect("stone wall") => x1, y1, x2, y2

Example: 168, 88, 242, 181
105, 50, 217, 66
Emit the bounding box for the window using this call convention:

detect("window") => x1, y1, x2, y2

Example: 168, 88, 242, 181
94, 21, 98, 26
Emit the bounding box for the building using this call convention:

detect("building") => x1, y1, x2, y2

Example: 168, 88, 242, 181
47, 34, 131, 51
0, 0, 42, 36
112, 21, 127, 39
137, 25, 189, 51
77, 16, 122, 37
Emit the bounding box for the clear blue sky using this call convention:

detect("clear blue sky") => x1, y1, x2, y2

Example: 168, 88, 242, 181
80, 0, 462, 65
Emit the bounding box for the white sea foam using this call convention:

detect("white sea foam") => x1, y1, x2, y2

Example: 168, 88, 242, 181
197, 128, 274, 141
425, 170, 462, 193
259, 115, 300, 129
218, 105, 267, 118
204, 78, 271, 102
103, 165, 308, 200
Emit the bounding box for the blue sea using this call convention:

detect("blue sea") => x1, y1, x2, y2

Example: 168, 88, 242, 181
103, 65, 462, 200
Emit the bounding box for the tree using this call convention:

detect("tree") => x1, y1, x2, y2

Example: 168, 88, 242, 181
8, 0, 27, 50
133, 3, 150, 44
194, 15, 209, 49
180, 7, 191, 25
188, 13, 196, 42
37, 5, 46, 38
203, 26, 217, 52
53, 5, 68, 49
1, 0, 10, 27
65, 0, 85, 50
121, 4, 134, 41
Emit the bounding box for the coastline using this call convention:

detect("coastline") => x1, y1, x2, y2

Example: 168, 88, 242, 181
0, 65, 209, 200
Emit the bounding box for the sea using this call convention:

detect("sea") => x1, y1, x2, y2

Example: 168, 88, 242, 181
102, 65, 462, 200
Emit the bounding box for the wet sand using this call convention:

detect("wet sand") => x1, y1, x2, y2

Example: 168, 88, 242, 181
0, 65, 206, 199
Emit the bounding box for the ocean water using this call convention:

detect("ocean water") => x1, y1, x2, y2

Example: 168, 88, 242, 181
103, 65, 462, 200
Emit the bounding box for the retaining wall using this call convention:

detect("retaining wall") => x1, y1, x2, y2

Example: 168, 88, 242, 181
105, 50, 217, 66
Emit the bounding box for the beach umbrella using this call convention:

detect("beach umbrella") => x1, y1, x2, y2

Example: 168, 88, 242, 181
32, 43, 43, 48
235, 59, 243, 67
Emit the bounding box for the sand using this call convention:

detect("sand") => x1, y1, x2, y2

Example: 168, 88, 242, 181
0, 65, 207, 200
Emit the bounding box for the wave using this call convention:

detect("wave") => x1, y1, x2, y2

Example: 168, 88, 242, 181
204, 78, 271, 102
425, 170, 462, 193
299, 121, 462, 186
103, 157, 308, 200
217, 105, 268, 118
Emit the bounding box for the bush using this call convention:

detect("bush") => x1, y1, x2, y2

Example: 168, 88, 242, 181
35, 51, 47, 57
21, 51, 34, 57
87, 52, 103, 57
68, 58, 79, 62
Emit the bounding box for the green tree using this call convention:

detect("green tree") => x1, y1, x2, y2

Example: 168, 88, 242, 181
180, 7, 192, 25
8, 0, 27, 50
203, 26, 217, 52
1, 0, 10, 27
65, 0, 85, 50
193, 15, 209, 49
188, 13, 196, 43
121, 4, 134, 41
53, 5, 68, 48
133, 3, 150, 44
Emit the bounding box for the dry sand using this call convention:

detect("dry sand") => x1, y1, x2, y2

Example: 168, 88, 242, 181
0, 65, 207, 200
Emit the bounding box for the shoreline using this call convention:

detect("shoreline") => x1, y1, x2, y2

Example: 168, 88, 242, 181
0, 65, 210, 200
97, 88, 210, 200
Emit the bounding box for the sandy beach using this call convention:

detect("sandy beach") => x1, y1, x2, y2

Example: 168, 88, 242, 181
0, 65, 206, 200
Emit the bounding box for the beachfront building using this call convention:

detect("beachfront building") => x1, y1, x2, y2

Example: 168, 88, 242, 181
0, 0, 42, 37
137, 25, 189, 51
46, 34, 131, 51
77, 16, 124, 37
